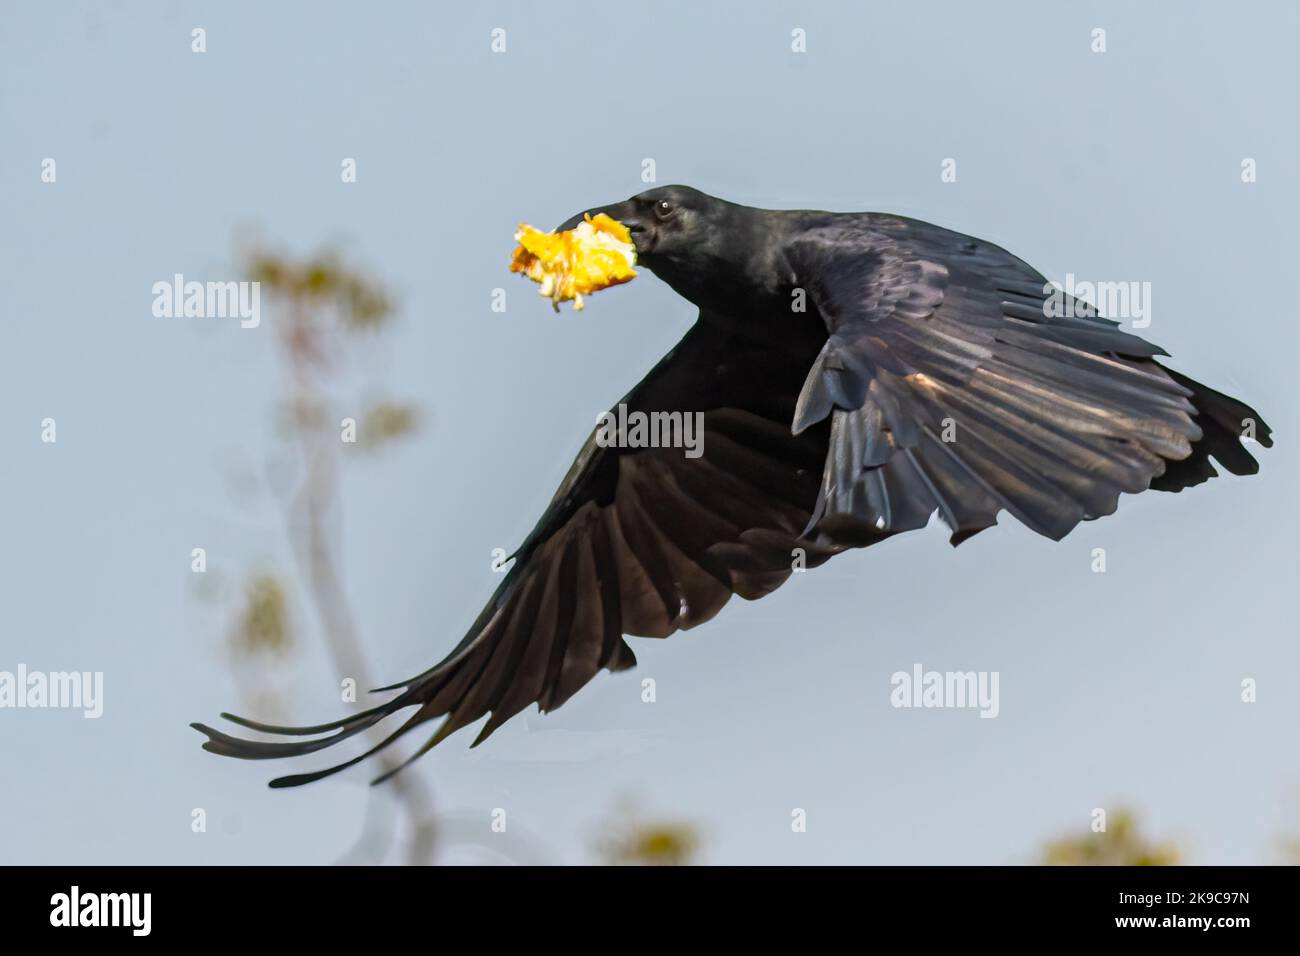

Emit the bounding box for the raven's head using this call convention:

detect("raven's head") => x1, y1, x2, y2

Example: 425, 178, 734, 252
556, 185, 778, 312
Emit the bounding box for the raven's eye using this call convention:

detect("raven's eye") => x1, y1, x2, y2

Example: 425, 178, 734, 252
654, 199, 676, 220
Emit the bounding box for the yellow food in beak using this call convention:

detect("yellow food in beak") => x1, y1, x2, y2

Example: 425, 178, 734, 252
509, 213, 638, 311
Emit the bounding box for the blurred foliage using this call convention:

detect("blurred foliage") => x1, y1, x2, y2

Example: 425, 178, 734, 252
1275, 787, 1300, 864
1280, 838, 1300, 865
605, 823, 700, 866
595, 800, 700, 866
356, 401, 419, 452
229, 574, 292, 657
245, 248, 393, 331
242, 242, 419, 457
1041, 808, 1180, 866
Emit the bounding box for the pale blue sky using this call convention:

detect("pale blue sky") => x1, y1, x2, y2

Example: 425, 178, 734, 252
2, 0, 1297, 864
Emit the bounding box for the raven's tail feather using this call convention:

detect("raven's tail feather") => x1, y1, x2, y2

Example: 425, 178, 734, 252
189, 686, 435, 787
1150, 366, 1273, 492
191, 586, 519, 786
264, 709, 432, 789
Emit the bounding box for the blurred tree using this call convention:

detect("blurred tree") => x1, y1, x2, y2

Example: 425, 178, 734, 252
222, 236, 434, 864
230, 574, 291, 657
594, 798, 701, 866
1041, 808, 1180, 866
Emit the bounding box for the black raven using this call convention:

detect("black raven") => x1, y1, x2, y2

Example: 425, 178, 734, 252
194, 185, 1272, 786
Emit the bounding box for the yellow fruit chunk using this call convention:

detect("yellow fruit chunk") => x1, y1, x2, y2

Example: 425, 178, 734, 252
509, 213, 637, 311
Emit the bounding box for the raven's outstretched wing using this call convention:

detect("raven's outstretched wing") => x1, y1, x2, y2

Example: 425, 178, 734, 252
192, 317, 836, 786
787, 216, 1271, 544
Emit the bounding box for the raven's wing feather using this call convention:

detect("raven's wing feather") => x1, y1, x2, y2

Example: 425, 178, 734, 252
192, 317, 835, 786
787, 216, 1271, 544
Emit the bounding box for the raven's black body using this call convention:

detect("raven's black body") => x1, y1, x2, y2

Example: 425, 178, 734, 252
195, 186, 1271, 786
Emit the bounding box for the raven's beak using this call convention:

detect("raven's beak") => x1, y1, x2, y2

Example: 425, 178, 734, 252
554, 200, 651, 253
